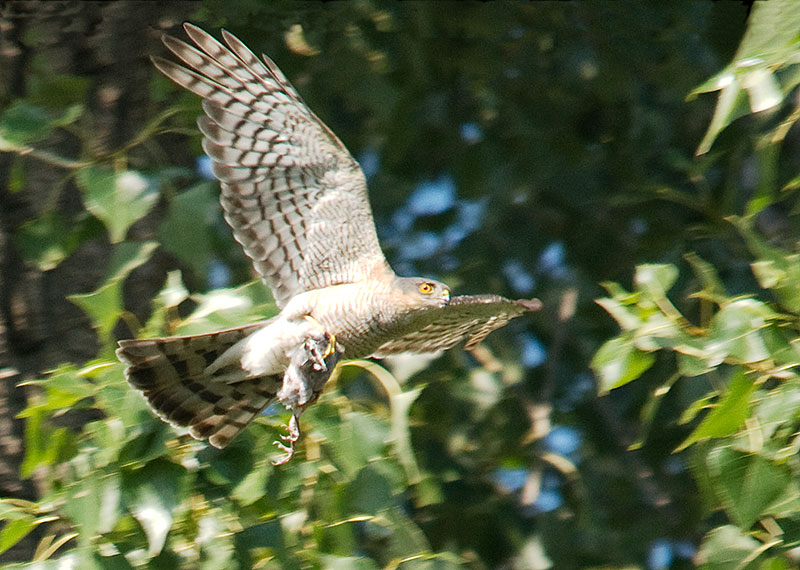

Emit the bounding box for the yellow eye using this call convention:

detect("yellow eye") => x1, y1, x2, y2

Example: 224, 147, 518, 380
418, 282, 434, 295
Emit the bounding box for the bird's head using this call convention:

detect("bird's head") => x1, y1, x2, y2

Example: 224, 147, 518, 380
395, 276, 451, 309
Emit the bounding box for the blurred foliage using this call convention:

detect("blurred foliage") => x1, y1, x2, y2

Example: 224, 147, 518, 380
2, 1, 800, 569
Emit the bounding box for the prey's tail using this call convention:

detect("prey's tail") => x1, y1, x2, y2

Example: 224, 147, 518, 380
117, 322, 281, 448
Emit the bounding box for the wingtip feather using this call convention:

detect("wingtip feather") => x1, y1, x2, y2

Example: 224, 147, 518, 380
518, 298, 542, 312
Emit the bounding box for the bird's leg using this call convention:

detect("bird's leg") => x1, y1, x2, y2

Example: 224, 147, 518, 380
272, 412, 301, 465
272, 328, 342, 465
302, 315, 338, 369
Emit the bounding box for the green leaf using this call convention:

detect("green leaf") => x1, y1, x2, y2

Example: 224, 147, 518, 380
346, 465, 394, 515
321, 556, 381, 570
590, 335, 656, 393
105, 241, 160, 283
15, 211, 101, 271
122, 459, 187, 556
201, 432, 255, 486
380, 506, 432, 561
706, 446, 792, 528
731, 216, 800, 314
595, 296, 642, 331
758, 558, 792, 570
0, 101, 56, 149
698, 524, 765, 570
69, 279, 124, 344
337, 360, 423, 484
692, 0, 800, 154
709, 298, 777, 363
0, 517, 37, 556
158, 181, 219, 281
174, 280, 277, 336
633, 263, 678, 299
20, 402, 74, 478
685, 252, 728, 303
68, 242, 157, 342
754, 384, 800, 440
77, 166, 159, 243
678, 369, 756, 450
17, 367, 96, 418
230, 458, 272, 506
63, 468, 122, 541
677, 351, 715, 377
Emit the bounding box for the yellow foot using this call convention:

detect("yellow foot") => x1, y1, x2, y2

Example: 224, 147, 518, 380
303, 315, 337, 359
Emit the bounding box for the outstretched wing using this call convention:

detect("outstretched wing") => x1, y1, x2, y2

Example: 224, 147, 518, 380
374, 295, 541, 356
153, 24, 392, 307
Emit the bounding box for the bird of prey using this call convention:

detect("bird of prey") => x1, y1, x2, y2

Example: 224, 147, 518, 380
117, 24, 540, 464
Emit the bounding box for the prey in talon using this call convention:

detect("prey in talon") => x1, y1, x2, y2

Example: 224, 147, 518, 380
273, 330, 342, 465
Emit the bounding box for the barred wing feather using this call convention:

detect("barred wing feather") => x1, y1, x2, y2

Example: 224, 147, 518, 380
152, 24, 391, 308
374, 295, 541, 356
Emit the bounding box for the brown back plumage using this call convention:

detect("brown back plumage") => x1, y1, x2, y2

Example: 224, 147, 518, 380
117, 322, 281, 448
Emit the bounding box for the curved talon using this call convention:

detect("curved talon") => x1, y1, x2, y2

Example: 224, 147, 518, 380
272, 414, 302, 465
272, 440, 295, 465
322, 333, 337, 359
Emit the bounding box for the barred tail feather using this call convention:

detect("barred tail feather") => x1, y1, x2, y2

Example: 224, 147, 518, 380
117, 323, 281, 448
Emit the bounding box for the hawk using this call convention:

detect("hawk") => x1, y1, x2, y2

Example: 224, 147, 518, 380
117, 24, 540, 464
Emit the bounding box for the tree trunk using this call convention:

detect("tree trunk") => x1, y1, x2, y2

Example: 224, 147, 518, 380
0, 2, 196, 561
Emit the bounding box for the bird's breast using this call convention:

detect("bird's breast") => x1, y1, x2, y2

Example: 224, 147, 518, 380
294, 283, 399, 358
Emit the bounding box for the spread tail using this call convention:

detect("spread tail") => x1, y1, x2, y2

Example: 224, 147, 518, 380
117, 322, 281, 448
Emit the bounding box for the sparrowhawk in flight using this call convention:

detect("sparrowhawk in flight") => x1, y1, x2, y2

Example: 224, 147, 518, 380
116, 24, 540, 464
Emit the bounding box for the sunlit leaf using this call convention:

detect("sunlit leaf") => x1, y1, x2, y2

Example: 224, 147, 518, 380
20, 403, 74, 479
709, 298, 777, 363
678, 369, 756, 450
321, 556, 380, 570
692, 0, 800, 153
17, 367, 96, 417
63, 468, 104, 540
590, 335, 656, 393
77, 167, 158, 243
174, 280, 276, 336
122, 459, 187, 556
754, 384, 800, 439
595, 297, 642, 331
633, 263, 678, 299
676, 351, 714, 377
389, 387, 424, 483
106, 241, 160, 283
230, 458, 272, 506
697, 524, 764, 570
69, 279, 123, 343
0, 517, 37, 556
